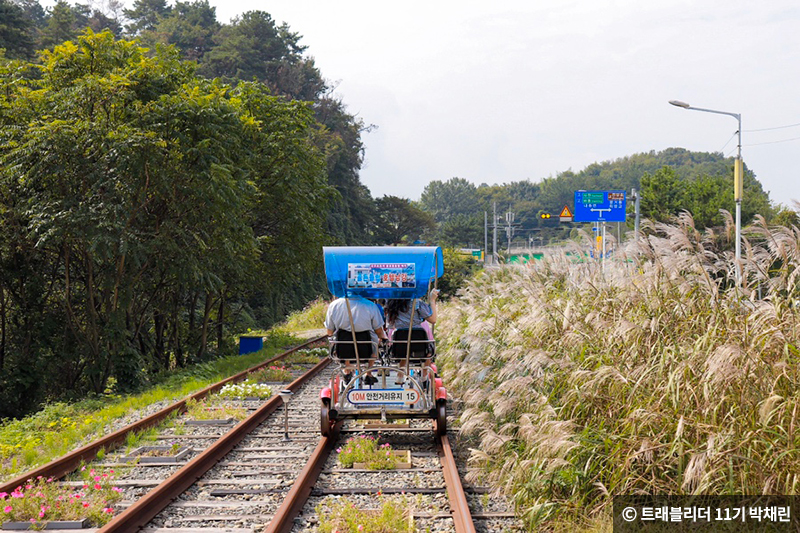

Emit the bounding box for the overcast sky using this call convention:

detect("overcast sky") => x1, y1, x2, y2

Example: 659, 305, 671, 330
132, 1, 800, 204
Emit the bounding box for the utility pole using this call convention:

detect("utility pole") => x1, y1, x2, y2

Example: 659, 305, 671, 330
484, 211, 488, 265
632, 187, 640, 240
492, 201, 497, 264
505, 212, 515, 254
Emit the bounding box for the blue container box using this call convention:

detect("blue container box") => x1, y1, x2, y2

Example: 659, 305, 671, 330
239, 335, 263, 355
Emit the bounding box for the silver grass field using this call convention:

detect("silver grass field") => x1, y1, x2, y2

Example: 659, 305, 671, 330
436, 213, 800, 531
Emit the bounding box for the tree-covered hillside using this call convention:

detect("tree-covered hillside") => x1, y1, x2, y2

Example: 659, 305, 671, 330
418, 148, 776, 248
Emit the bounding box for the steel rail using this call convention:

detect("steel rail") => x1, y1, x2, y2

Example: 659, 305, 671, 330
265, 425, 477, 532
264, 420, 343, 533
438, 433, 477, 533
97, 355, 331, 533
0, 335, 326, 494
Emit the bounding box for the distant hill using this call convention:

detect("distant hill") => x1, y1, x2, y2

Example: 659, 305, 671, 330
420, 148, 774, 248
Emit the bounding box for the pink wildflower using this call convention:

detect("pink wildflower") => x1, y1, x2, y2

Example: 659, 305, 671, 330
38, 510, 45, 518
25, 485, 31, 490
36, 476, 42, 480
94, 476, 101, 482
111, 487, 122, 493
109, 470, 114, 474
103, 508, 113, 514
11, 490, 23, 498
83, 502, 90, 508
94, 484, 102, 490
358, 526, 364, 532
0, 492, 6, 499
3, 506, 11, 513
81, 466, 86, 471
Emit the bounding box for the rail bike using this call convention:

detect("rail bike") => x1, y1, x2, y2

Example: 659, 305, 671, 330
319, 246, 447, 436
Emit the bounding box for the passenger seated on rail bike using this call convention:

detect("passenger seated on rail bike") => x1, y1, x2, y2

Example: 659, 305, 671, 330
385, 289, 439, 384
324, 295, 387, 384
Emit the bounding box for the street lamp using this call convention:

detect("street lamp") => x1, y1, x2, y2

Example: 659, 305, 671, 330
669, 100, 743, 283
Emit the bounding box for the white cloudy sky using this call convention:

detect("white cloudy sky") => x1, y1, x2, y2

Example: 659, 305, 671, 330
105, 0, 800, 204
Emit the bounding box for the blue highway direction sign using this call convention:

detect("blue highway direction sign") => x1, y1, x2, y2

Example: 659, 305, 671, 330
574, 190, 626, 222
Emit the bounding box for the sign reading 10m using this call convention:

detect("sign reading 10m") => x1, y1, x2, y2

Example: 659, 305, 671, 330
573, 190, 627, 222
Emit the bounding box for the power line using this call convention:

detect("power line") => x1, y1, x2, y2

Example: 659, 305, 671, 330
746, 135, 800, 147
744, 122, 800, 132
719, 132, 738, 152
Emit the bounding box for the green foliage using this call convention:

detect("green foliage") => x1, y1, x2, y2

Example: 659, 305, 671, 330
438, 248, 481, 298
316, 496, 412, 533
123, 0, 171, 35
0, 0, 36, 59
185, 397, 247, 421
250, 365, 292, 383
336, 434, 397, 470
143, 0, 219, 61
0, 468, 122, 526
374, 195, 435, 245
274, 299, 327, 333
419, 177, 481, 224
773, 208, 800, 229
0, 31, 330, 416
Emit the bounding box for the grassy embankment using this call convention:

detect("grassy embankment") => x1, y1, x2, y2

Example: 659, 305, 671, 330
0, 302, 329, 483
436, 216, 800, 531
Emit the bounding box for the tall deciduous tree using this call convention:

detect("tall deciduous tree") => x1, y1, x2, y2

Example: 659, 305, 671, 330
374, 195, 435, 245
419, 177, 481, 223
0, 30, 330, 415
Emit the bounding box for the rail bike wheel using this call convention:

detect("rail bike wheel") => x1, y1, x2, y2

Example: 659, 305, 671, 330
321, 403, 333, 437
435, 400, 447, 436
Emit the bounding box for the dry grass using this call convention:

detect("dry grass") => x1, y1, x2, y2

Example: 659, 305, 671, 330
437, 215, 800, 530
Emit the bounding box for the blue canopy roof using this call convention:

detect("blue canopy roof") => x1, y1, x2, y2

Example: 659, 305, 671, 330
324, 246, 443, 299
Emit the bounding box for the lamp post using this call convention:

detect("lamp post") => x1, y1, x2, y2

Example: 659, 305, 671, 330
278, 389, 293, 442
669, 100, 743, 283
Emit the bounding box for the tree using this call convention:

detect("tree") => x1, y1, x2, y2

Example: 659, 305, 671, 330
640, 166, 684, 223
123, 0, 170, 35
0, 0, 36, 58
437, 214, 483, 248
0, 30, 331, 415
684, 174, 729, 228
39, 0, 77, 48
374, 195, 436, 245
200, 11, 324, 100
419, 177, 480, 223
773, 208, 799, 229
146, 0, 219, 61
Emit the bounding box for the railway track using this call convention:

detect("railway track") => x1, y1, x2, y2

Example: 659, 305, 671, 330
1, 337, 523, 532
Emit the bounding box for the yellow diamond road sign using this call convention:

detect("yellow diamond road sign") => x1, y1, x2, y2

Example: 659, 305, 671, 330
559, 205, 573, 221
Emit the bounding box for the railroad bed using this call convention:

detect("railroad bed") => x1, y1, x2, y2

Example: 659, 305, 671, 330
0, 338, 524, 532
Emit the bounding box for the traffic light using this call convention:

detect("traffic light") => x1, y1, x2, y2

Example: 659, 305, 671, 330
540, 212, 551, 219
